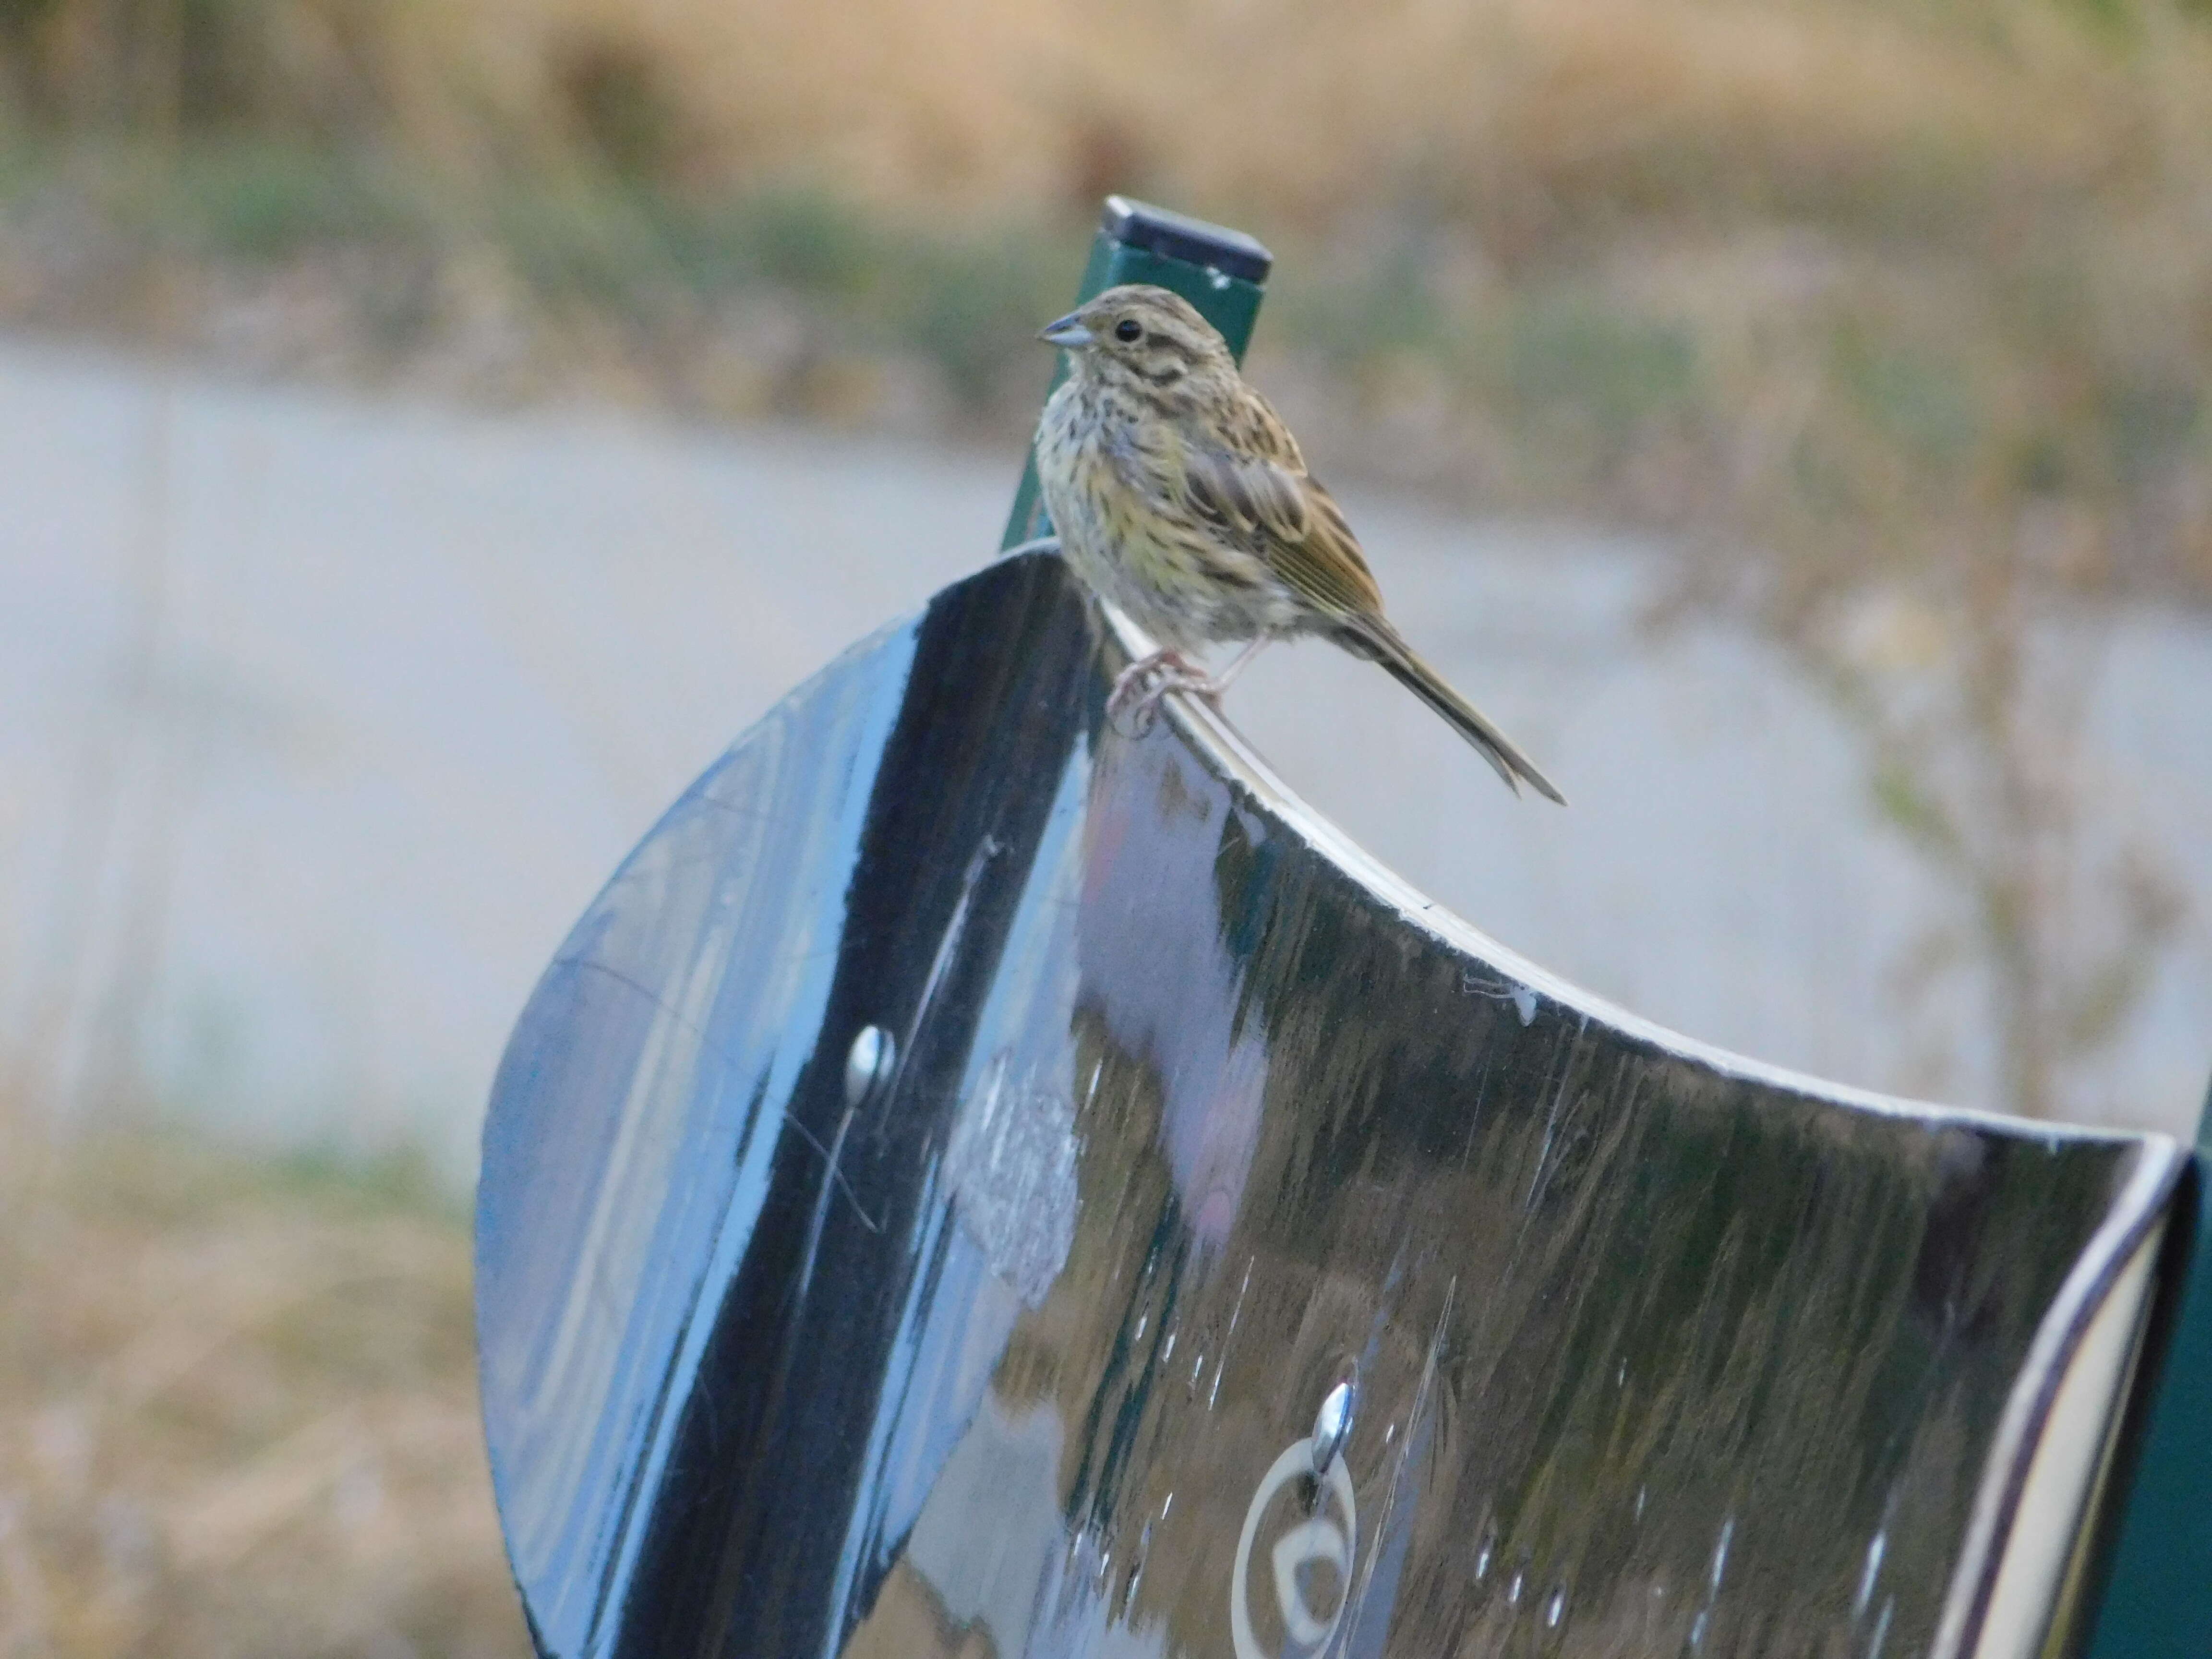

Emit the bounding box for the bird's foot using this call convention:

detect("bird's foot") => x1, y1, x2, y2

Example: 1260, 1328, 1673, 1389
1106, 650, 1221, 736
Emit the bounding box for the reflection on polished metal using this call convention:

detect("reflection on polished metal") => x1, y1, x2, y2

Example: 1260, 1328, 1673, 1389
844, 1025, 897, 1109
1232, 1433, 1358, 1659
1309, 1379, 1355, 1478
476, 548, 2186, 1659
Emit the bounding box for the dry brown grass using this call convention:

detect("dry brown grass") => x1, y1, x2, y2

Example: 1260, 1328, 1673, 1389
4, 0, 2178, 220
0, 1121, 530, 1659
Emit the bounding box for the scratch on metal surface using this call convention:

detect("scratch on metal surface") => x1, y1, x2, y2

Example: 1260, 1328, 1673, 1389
1346, 1275, 1457, 1642
552, 954, 882, 1232
1523, 1012, 1591, 1212
1457, 1051, 1497, 1169
794, 1103, 866, 1302
904, 835, 1002, 1054
1869, 1596, 1895, 1659
1210, 1258, 1254, 1410
1855, 1528, 1887, 1618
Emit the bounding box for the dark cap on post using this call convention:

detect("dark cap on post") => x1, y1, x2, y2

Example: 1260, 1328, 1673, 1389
1098, 196, 1273, 285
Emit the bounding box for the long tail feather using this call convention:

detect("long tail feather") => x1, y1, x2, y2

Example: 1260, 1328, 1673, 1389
1353, 620, 1566, 805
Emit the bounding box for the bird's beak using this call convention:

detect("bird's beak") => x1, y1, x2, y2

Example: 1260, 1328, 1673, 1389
1039, 313, 1093, 349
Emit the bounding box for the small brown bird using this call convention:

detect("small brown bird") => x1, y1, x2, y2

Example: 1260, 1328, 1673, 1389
1033, 283, 1563, 802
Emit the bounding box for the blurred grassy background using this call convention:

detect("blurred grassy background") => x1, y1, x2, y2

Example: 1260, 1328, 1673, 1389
2, 1, 2208, 1651
0, 0, 2206, 601
0, 1100, 528, 1657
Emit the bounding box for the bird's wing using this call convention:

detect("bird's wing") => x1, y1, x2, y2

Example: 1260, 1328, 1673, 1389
1182, 396, 1384, 622
1273, 472, 1386, 620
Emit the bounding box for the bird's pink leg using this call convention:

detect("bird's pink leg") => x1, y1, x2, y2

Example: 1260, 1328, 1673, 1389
1106, 639, 1272, 735
1190, 636, 1270, 697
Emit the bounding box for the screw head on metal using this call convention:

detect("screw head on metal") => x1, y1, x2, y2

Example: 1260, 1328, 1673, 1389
844, 1025, 897, 1108
1310, 1378, 1357, 1476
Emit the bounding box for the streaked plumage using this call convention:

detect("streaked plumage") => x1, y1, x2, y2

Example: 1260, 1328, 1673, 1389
1033, 283, 1564, 803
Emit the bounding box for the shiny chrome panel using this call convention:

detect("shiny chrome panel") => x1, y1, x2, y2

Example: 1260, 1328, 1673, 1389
477, 548, 2183, 1659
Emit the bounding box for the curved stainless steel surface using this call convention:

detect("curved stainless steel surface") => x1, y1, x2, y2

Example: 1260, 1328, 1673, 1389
476, 548, 2183, 1659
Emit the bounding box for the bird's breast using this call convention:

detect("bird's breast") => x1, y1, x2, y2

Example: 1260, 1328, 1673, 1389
1034, 381, 1297, 651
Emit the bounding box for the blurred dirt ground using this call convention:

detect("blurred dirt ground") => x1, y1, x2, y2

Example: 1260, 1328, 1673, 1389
0, 1118, 530, 1659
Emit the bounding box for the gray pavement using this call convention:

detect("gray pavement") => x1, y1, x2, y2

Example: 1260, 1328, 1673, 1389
4, 337, 2206, 1174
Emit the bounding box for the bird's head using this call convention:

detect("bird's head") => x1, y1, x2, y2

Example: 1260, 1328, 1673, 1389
1038, 285, 1237, 395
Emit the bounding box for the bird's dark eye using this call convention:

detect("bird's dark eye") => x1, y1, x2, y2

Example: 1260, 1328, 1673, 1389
1114, 318, 1143, 343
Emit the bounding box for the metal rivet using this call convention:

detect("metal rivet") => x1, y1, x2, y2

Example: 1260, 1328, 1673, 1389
1310, 1378, 1356, 1476
844, 1026, 896, 1108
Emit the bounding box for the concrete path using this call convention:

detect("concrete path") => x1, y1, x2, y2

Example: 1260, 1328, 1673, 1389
4, 338, 2205, 1173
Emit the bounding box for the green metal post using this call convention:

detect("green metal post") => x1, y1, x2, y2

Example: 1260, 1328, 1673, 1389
2077, 1087, 2212, 1658
1000, 196, 1272, 552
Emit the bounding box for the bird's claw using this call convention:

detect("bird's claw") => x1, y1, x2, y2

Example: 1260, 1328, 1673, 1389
1106, 655, 1173, 737
1106, 651, 1219, 737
